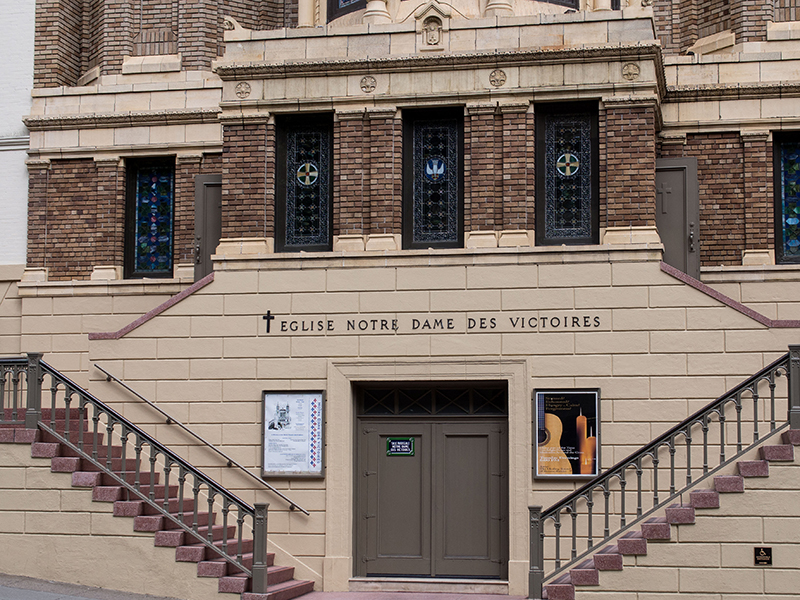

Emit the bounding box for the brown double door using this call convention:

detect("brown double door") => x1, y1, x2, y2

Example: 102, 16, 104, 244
356, 419, 508, 578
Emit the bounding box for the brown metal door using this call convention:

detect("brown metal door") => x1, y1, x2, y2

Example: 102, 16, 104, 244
655, 158, 699, 279
194, 175, 222, 281
358, 419, 507, 578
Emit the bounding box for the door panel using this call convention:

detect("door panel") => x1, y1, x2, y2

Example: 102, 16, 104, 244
655, 158, 699, 279
194, 175, 222, 281
358, 419, 507, 578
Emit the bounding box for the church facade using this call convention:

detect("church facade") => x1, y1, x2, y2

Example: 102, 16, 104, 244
2, 0, 800, 597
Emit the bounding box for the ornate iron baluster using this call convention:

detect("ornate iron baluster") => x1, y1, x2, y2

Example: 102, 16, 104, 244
668, 438, 676, 495
701, 415, 709, 475
752, 388, 760, 442
92, 404, 100, 461
133, 433, 143, 492
528, 506, 543, 600
735, 394, 743, 452
586, 494, 594, 548
236, 506, 245, 564
719, 412, 726, 464
569, 501, 578, 559
106, 417, 115, 471
163, 460, 172, 512
221, 499, 231, 556
178, 467, 187, 521
635, 460, 643, 518
619, 473, 627, 528
251, 503, 269, 594
651, 451, 659, 508
206, 488, 216, 543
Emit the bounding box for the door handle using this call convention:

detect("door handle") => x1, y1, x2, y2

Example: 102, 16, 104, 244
688, 222, 695, 253
194, 237, 202, 264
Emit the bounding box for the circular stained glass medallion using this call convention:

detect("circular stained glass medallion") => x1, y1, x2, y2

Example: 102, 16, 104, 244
556, 153, 580, 177
296, 162, 319, 186
424, 157, 446, 182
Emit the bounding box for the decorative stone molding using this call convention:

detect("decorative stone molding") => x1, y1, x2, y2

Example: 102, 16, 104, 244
365, 234, 401, 251
602, 225, 662, 246
93, 156, 122, 166
333, 235, 366, 252
742, 249, 775, 266
298, 0, 316, 27
175, 153, 204, 164
667, 82, 800, 102
658, 132, 687, 146
498, 230, 533, 248
90, 265, 122, 281
218, 112, 271, 124
215, 237, 274, 256
173, 263, 196, 280
23, 109, 222, 131
740, 130, 770, 142
466, 231, 499, 249
414, 1, 451, 52
21, 268, 48, 283
485, 0, 513, 18
363, 0, 391, 25
687, 30, 736, 56
25, 159, 51, 169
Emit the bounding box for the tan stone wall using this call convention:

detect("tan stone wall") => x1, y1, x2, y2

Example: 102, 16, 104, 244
0, 443, 221, 599
9, 247, 800, 593
0, 268, 23, 356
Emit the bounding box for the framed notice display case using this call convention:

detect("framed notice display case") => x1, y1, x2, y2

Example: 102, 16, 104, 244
261, 391, 324, 478
534, 389, 600, 479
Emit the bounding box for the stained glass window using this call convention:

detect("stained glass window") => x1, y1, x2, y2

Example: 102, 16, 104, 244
129, 162, 174, 277
410, 118, 461, 247
537, 107, 598, 245
278, 119, 332, 251
777, 138, 800, 262
327, 0, 366, 21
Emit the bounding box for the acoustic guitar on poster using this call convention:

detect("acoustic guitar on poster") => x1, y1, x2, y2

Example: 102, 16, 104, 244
537, 411, 573, 474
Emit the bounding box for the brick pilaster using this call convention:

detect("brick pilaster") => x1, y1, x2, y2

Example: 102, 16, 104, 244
98, 0, 135, 75
26, 161, 51, 269
731, 0, 772, 44
500, 104, 532, 231
602, 99, 657, 228
368, 109, 401, 236
94, 157, 125, 269
741, 132, 772, 251
221, 119, 269, 239
34, 0, 83, 87
465, 105, 498, 231
178, 0, 220, 70
175, 154, 203, 264
334, 111, 368, 236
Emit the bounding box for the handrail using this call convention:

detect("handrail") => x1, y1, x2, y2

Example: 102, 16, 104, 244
528, 346, 800, 599
93, 363, 309, 516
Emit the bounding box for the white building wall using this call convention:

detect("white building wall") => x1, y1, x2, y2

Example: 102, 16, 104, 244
0, 1, 34, 267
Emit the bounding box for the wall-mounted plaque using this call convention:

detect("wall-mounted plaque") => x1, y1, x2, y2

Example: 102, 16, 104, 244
262, 391, 324, 478
755, 547, 772, 566
386, 437, 415, 456
534, 389, 600, 479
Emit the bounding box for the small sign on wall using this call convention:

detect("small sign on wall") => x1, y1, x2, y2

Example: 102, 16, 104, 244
754, 547, 772, 566
386, 437, 415, 456
534, 389, 600, 479
262, 391, 324, 478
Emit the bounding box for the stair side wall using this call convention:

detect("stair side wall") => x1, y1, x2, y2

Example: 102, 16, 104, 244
0, 442, 222, 600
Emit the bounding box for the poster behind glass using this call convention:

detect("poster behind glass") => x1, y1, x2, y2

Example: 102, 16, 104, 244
534, 389, 599, 479
262, 391, 324, 478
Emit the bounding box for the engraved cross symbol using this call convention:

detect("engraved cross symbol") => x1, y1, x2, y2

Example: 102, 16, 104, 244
657, 182, 672, 214
262, 311, 275, 333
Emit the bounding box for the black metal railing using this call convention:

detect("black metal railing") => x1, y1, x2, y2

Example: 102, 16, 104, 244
0, 354, 273, 593
529, 345, 800, 599
94, 363, 309, 515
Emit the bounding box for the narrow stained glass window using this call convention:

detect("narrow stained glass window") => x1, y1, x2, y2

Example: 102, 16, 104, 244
285, 128, 330, 248
778, 139, 800, 262
412, 119, 460, 245
132, 163, 174, 275
544, 113, 593, 241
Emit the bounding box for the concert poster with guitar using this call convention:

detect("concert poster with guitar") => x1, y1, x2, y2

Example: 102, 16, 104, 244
534, 389, 599, 478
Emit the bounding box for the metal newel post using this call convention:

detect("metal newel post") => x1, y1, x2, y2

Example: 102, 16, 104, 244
252, 503, 269, 594
789, 346, 800, 430
25, 353, 43, 430
528, 505, 544, 600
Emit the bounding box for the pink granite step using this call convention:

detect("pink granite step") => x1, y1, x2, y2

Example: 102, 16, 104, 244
569, 559, 599, 586
738, 460, 769, 477
617, 531, 647, 555
782, 430, 800, 445
241, 579, 314, 600
760, 444, 794, 461
542, 573, 574, 600
593, 545, 623, 571
641, 516, 671, 540
714, 475, 744, 493
690, 489, 720, 509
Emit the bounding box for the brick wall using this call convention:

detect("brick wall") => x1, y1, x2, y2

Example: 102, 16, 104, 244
603, 102, 657, 228
731, 0, 772, 43
697, 0, 730, 39
221, 122, 270, 239
95, 159, 125, 268
34, 0, 83, 87
175, 155, 202, 264
501, 106, 533, 231
742, 133, 772, 252
775, 0, 800, 22
466, 106, 499, 231
368, 111, 402, 236
660, 133, 746, 267
334, 112, 367, 236
178, 0, 220, 71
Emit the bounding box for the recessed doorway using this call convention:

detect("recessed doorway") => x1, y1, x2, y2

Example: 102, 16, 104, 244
355, 384, 508, 579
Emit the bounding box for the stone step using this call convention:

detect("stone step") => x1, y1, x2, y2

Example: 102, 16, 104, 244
689, 489, 720, 509
782, 430, 800, 446
176, 538, 255, 562
568, 559, 598, 586
114, 497, 195, 517
242, 580, 315, 600
0, 428, 40, 444
641, 516, 671, 540
542, 573, 574, 600
93, 484, 178, 503
665, 503, 695, 524
197, 552, 275, 577
760, 444, 795, 462
101, 471, 160, 486
133, 511, 214, 532
155, 523, 237, 547
714, 475, 744, 493
738, 460, 769, 477
617, 531, 647, 555
592, 545, 623, 571
41, 429, 105, 446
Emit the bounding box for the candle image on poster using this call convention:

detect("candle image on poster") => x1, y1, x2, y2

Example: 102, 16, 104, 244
262, 391, 324, 477
535, 389, 599, 478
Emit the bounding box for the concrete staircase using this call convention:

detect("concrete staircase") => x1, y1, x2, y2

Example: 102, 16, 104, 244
1, 409, 314, 600
543, 429, 800, 600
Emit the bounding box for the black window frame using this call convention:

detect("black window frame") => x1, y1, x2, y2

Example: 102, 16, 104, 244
275, 113, 334, 253
535, 102, 600, 247
402, 107, 465, 250
327, 0, 366, 22
773, 132, 800, 264
124, 156, 176, 279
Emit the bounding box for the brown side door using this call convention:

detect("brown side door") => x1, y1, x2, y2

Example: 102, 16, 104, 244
655, 158, 700, 279
358, 419, 507, 578
194, 174, 222, 281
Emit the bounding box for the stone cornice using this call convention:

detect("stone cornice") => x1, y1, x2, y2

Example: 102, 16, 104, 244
23, 108, 222, 131
215, 42, 667, 96
665, 82, 800, 102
